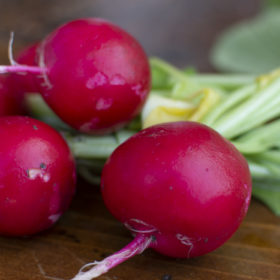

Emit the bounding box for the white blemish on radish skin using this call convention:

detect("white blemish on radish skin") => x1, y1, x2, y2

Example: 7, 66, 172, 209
48, 213, 61, 224
244, 184, 251, 212
79, 118, 100, 132
132, 84, 147, 100
110, 74, 125, 85
96, 98, 113, 110
131, 84, 141, 94
86, 72, 107, 89
27, 168, 50, 182
132, 84, 146, 98
176, 233, 195, 258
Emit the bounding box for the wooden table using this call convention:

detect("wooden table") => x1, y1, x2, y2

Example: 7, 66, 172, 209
1, 0, 280, 279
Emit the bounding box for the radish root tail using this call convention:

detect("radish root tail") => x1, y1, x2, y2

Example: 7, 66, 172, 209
8, 31, 18, 66
71, 234, 154, 280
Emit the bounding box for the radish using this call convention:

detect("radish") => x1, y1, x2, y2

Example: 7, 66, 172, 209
72, 121, 251, 279
11, 42, 40, 96
0, 116, 76, 236
0, 75, 23, 116
0, 18, 151, 134
7, 43, 40, 113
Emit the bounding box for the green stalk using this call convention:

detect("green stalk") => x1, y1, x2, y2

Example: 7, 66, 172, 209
247, 160, 274, 179
65, 131, 134, 159
258, 150, 280, 163
194, 73, 255, 89
150, 57, 193, 84
150, 57, 255, 89
210, 77, 280, 138
203, 84, 256, 126
236, 102, 280, 134
232, 120, 280, 154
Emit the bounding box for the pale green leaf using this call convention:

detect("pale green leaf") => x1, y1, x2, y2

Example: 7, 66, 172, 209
211, 9, 280, 74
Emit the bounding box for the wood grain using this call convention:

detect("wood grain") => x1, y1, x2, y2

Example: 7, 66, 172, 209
1, 1, 280, 280
1, 182, 279, 280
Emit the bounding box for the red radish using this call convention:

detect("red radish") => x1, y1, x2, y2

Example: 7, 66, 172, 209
0, 116, 76, 236
12, 43, 40, 96
72, 121, 251, 279
0, 75, 23, 115
0, 18, 151, 134
7, 43, 40, 113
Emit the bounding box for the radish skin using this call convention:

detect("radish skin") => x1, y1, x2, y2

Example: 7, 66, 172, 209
0, 116, 76, 236
4, 43, 42, 114
0, 75, 24, 116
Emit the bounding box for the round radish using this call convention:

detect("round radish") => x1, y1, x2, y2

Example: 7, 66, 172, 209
0, 116, 76, 236
0, 18, 151, 134
72, 121, 251, 279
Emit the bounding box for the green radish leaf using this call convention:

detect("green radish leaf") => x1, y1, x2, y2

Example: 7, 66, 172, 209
211, 9, 280, 74
265, 0, 280, 8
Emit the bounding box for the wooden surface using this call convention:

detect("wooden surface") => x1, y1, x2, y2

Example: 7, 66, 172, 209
1, 183, 280, 280
1, 1, 280, 280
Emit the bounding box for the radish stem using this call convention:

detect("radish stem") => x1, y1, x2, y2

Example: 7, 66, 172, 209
203, 84, 256, 126
150, 57, 255, 89
210, 77, 280, 138
71, 234, 154, 280
0, 65, 46, 74
65, 131, 134, 159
